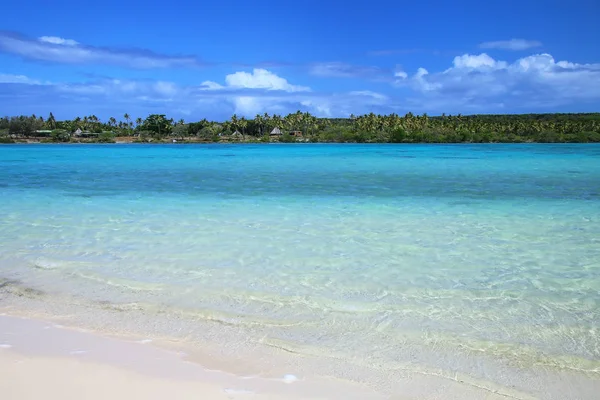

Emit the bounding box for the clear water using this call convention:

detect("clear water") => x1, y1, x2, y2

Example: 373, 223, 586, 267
1, 144, 600, 390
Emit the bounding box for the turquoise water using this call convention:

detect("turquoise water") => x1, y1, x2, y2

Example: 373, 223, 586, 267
1, 144, 600, 389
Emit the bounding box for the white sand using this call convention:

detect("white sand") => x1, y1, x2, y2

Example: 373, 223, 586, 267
0, 355, 287, 400
0, 315, 385, 400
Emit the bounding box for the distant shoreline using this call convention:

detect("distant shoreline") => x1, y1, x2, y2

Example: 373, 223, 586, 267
2, 112, 600, 144
3, 139, 600, 144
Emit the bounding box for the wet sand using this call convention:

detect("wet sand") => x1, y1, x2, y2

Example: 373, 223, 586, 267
0, 315, 388, 400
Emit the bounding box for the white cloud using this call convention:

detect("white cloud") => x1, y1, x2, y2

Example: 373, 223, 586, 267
201, 69, 309, 93
479, 39, 542, 51
398, 52, 600, 109
199, 80, 224, 90
224, 68, 310, 92
38, 36, 79, 46
451, 53, 507, 70
394, 70, 408, 79
54, 69, 310, 106
0, 73, 40, 84
55, 79, 183, 101
1, 68, 392, 119
199, 69, 310, 113
0, 31, 203, 68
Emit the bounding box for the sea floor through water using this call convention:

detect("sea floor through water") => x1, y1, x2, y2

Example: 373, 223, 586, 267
1, 144, 599, 398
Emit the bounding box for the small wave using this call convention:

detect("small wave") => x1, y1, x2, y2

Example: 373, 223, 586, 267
70, 271, 166, 292
31, 257, 64, 270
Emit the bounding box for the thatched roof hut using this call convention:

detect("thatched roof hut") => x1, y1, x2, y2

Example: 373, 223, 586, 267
270, 127, 282, 136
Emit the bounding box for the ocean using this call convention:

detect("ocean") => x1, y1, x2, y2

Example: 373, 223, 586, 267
1, 144, 599, 398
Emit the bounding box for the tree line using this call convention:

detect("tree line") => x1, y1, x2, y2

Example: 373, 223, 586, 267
1, 111, 600, 143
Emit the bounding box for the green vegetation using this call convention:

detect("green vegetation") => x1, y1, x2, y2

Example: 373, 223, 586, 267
96, 132, 116, 143
1, 111, 599, 144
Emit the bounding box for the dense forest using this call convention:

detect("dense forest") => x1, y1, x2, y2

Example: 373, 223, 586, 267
1, 111, 600, 144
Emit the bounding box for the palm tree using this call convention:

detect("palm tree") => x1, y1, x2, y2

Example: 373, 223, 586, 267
46, 112, 56, 130
230, 114, 239, 128
254, 114, 264, 136
271, 114, 282, 131
239, 117, 248, 136
283, 114, 294, 132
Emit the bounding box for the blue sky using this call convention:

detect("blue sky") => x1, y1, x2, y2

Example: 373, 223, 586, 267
1, 0, 599, 121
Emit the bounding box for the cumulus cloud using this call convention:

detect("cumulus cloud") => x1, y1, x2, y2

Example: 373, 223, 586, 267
397, 52, 600, 109
0, 31, 204, 68
223, 68, 310, 92
199, 80, 225, 90
198, 69, 310, 114
479, 39, 542, 51
0, 69, 391, 119
451, 53, 507, 69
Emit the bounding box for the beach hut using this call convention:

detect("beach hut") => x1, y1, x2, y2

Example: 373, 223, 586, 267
74, 128, 82, 136
270, 127, 282, 136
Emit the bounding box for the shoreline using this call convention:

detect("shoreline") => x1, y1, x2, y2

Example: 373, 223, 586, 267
0, 314, 383, 400
2, 284, 598, 400
0, 312, 533, 400
4, 140, 600, 145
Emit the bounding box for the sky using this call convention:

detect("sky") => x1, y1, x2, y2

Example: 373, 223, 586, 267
1, 0, 599, 121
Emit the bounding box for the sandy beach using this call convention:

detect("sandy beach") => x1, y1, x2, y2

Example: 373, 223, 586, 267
4, 310, 587, 400
0, 314, 390, 400
1, 355, 283, 400
2, 312, 557, 400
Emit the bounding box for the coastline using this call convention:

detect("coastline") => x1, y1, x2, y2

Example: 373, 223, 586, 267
0, 314, 383, 400
0, 312, 531, 400
3, 140, 600, 145
2, 285, 599, 400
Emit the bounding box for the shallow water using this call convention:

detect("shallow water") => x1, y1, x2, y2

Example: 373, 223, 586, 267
1, 144, 600, 395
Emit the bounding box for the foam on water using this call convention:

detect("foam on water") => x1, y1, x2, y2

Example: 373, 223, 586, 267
1, 144, 600, 396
